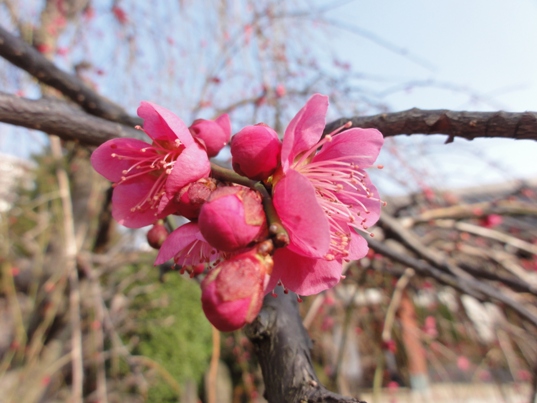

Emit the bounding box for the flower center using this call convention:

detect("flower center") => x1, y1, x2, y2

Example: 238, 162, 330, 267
292, 127, 381, 261
174, 239, 223, 270
111, 135, 185, 212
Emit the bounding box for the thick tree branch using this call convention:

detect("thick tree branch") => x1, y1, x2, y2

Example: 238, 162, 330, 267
324, 109, 537, 141
0, 25, 141, 127
245, 287, 365, 403
0, 92, 140, 146
1, 25, 537, 145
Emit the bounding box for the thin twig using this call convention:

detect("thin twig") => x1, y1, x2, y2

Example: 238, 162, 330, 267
50, 136, 83, 403
207, 327, 220, 403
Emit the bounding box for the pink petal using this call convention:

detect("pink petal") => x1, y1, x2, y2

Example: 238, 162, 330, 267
156, 192, 181, 216
155, 222, 200, 264
333, 174, 381, 229
202, 280, 251, 332
137, 101, 194, 146
272, 248, 342, 295
357, 178, 381, 228
313, 128, 384, 168
165, 143, 211, 195
273, 169, 330, 258
347, 231, 368, 260
281, 94, 328, 171
215, 114, 231, 140
111, 176, 163, 228
90, 138, 152, 182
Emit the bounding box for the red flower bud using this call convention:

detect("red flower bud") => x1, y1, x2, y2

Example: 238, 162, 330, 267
147, 221, 169, 249
198, 186, 267, 252
201, 249, 272, 331
175, 178, 217, 219
231, 124, 281, 180
190, 114, 231, 157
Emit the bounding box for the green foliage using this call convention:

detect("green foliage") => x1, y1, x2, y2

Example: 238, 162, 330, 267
130, 271, 212, 402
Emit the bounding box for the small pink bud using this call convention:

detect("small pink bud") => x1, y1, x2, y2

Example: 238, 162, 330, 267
275, 84, 286, 98
457, 355, 470, 372
190, 114, 231, 157
201, 249, 272, 331
175, 178, 217, 219
382, 339, 397, 353
423, 315, 438, 338
198, 186, 267, 252
231, 124, 281, 180
479, 214, 503, 228
147, 221, 169, 249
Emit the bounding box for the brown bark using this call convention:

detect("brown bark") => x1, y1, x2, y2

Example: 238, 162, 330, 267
245, 287, 365, 403
0, 91, 140, 146
324, 109, 537, 141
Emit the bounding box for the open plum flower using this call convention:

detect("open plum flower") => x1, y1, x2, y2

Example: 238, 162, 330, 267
155, 222, 224, 271
269, 94, 384, 295
91, 102, 210, 228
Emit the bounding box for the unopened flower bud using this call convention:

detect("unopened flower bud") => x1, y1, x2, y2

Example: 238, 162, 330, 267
147, 220, 169, 249
190, 114, 231, 157
201, 249, 272, 331
231, 124, 281, 180
198, 186, 267, 252
175, 178, 217, 219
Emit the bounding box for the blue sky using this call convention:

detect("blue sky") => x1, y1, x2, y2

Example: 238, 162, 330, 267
324, 0, 537, 194
1, 0, 536, 195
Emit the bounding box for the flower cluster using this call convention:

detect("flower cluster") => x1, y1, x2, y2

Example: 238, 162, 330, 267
91, 94, 383, 331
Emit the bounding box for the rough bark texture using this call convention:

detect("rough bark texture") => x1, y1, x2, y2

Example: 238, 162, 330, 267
245, 287, 365, 403
0, 25, 141, 127
0, 91, 140, 145
324, 109, 537, 141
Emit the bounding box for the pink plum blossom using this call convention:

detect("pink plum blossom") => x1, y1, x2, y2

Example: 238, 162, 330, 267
155, 222, 223, 271
91, 102, 210, 228
231, 123, 281, 180
189, 114, 231, 157
268, 94, 383, 295
201, 248, 271, 331
198, 186, 267, 252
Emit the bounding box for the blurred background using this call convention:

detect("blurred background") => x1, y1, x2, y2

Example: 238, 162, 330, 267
1, 0, 536, 402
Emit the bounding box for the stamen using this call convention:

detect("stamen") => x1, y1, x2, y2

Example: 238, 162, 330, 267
326, 121, 352, 137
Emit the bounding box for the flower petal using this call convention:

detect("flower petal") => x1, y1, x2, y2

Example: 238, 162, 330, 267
281, 94, 328, 171
155, 222, 200, 264
137, 101, 194, 146
215, 114, 231, 141
347, 230, 368, 260
356, 177, 381, 228
273, 169, 330, 258
111, 176, 163, 228
272, 248, 342, 295
90, 138, 152, 182
313, 128, 384, 168
165, 143, 211, 195
332, 174, 381, 229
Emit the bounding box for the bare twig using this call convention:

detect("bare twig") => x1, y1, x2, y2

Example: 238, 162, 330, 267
50, 136, 83, 402
367, 237, 537, 328
207, 327, 220, 403
381, 268, 414, 342
435, 219, 537, 256
0, 25, 141, 127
